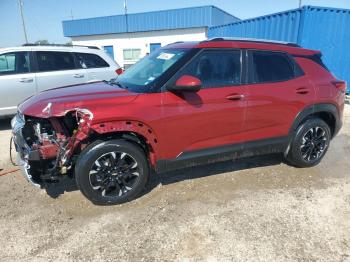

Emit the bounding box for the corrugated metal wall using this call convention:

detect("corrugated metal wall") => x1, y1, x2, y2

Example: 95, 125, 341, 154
63, 15, 127, 37
209, 8, 302, 43
211, 7, 241, 27
126, 6, 212, 32
298, 6, 350, 91
63, 6, 239, 37
208, 6, 350, 91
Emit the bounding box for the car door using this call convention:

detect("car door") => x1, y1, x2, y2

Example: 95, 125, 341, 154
0, 51, 36, 116
34, 51, 87, 92
243, 50, 316, 143
76, 52, 115, 82
160, 49, 246, 160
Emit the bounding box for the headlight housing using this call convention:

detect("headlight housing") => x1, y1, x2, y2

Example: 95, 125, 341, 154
11, 110, 25, 132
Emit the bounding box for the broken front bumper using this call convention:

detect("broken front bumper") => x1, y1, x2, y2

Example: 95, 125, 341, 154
11, 113, 41, 188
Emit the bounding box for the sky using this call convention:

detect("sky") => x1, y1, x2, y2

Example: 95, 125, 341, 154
1, 0, 350, 47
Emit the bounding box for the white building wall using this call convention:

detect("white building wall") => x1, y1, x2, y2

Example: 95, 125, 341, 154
71, 27, 207, 68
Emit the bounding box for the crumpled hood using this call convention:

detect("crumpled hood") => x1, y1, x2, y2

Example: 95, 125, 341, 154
19, 82, 138, 118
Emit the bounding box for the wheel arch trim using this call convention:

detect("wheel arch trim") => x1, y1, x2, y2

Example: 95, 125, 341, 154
290, 103, 341, 138
90, 120, 160, 166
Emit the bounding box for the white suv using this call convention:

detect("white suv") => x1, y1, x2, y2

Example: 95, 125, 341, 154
0, 44, 122, 117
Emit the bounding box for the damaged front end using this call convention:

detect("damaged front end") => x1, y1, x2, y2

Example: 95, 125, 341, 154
11, 109, 93, 188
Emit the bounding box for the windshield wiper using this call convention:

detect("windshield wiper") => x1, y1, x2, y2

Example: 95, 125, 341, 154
104, 79, 128, 89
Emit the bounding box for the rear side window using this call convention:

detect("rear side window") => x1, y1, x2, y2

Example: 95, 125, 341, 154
173, 49, 241, 88
36, 51, 76, 72
251, 51, 295, 83
76, 53, 109, 69
0, 52, 30, 75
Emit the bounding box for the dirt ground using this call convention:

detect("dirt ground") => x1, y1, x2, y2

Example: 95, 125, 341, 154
0, 104, 349, 262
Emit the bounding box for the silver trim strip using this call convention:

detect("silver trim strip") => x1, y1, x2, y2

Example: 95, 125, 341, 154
0, 106, 17, 111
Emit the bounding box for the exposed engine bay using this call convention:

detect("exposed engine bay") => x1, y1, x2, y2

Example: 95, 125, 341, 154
11, 109, 93, 187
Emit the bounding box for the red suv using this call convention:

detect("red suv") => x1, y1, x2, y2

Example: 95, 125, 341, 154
12, 38, 346, 205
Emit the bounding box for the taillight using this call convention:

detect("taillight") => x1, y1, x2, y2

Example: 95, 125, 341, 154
332, 81, 347, 93
116, 68, 124, 75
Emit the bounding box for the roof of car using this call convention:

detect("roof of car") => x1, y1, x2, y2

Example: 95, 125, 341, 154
0, 44, 102, 53
165, 38, 320, 56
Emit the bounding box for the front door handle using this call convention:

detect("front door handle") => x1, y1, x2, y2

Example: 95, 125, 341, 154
296, 87, 309, 94
19, 78, 33, 83
226, 94, 244, 101
73, 74, 84, 78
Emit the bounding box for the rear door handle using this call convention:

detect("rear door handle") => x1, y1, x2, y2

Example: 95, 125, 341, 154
73, 74, 84, 78
296, 87, 309, 94
19, 78, 33, 83
226, 94, 244, 100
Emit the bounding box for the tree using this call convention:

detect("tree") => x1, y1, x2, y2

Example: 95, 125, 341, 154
34, 39, 50, 45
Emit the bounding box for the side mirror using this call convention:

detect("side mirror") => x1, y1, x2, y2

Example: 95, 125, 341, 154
167, 75, 201, 92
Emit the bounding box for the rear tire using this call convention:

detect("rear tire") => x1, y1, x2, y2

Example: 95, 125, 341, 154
286, 118, 331, 168
75, 139, 149, 205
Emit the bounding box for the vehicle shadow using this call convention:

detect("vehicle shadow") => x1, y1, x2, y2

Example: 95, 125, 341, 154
0, 118, 12, 131
144, 153, 284, 194
45, 153, 284, 199
45, 176, 79, 198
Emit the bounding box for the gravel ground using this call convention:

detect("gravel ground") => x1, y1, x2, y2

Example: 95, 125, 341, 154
0, 105, 349, 261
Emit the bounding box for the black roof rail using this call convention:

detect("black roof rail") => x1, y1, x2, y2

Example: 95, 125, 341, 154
204, 37, 300, 47
22, 43, 100, 49
169, 41, 185, 45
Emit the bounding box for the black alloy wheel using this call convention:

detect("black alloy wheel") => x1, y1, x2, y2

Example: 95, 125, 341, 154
300, 126, 328, 162
286, 118, 331, 168
89, 151, 140, 197
75, 140, 149, 205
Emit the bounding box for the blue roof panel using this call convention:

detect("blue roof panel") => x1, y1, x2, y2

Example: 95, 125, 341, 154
63, 6, 240, 37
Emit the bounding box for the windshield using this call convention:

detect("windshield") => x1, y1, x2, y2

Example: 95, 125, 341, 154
114, 49, 189, 93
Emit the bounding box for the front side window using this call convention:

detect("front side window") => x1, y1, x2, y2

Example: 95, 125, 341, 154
0, 52, 30, 75
251, 51, 295, 83
36, 51, 76, 72
76, 53, 109, 69
123, 49, 141, 61
171, 49, 242, 88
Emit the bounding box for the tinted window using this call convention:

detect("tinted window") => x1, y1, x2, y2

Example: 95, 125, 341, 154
76, 53, 109, 68
173, 50, 241, 88
36, 51, 76, 72
251, 51, 294, 83
0, 52, 30, 75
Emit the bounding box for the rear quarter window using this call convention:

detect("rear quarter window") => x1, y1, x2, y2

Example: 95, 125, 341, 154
250, 51, 299, 83
0, 52, 31, 75
75, 53, 110, 69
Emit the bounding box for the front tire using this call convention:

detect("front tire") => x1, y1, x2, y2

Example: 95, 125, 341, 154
75, 139, 149, 205
286, 118, 331, 168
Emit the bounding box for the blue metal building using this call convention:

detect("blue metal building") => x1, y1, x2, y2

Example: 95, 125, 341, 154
63, 6, 240, 37
62, 6, 239, 67
208, 5, 350, 92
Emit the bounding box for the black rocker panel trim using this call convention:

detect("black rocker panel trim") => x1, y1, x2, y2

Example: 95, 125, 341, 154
156, 136, 289, 173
